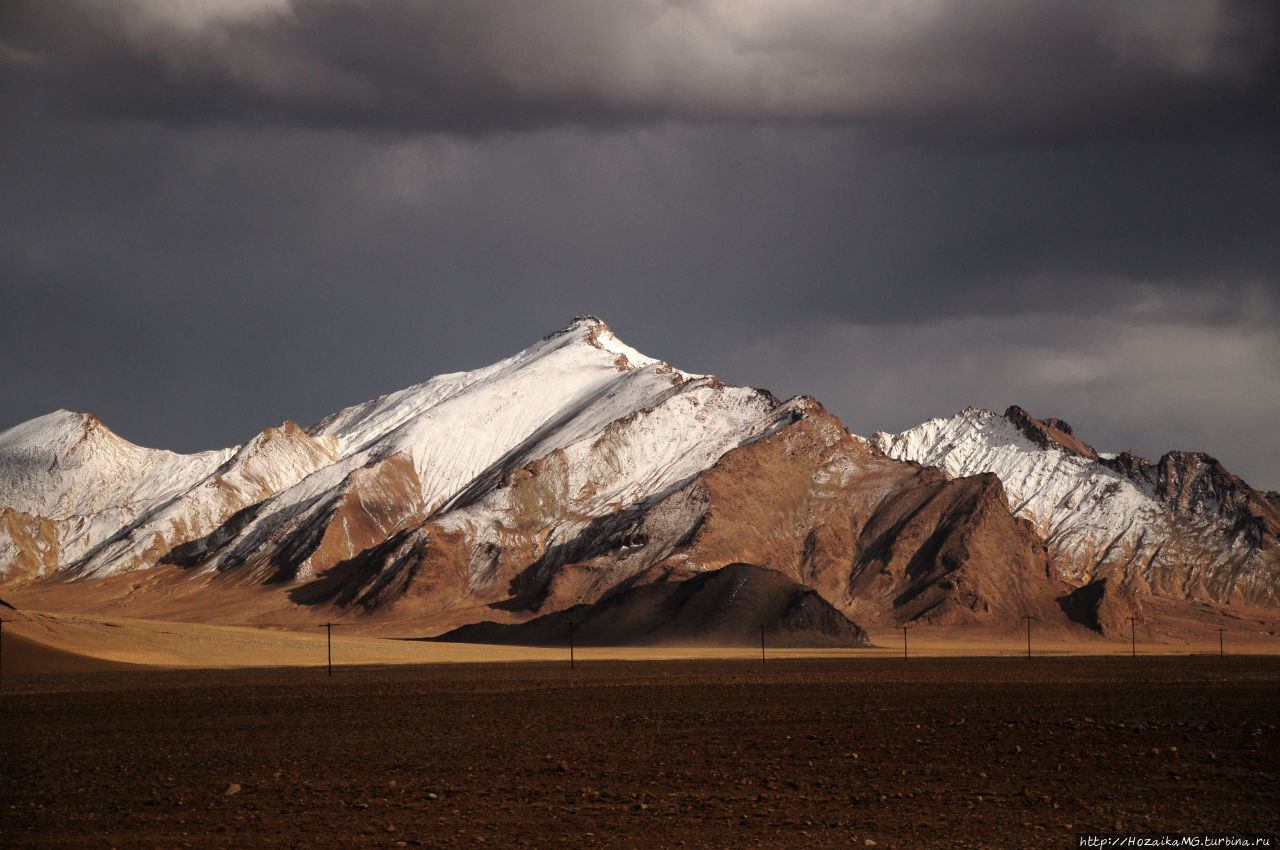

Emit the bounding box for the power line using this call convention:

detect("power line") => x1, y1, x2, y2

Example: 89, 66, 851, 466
565, 617, 576, 670
1021, 615, 1038, 659
320, 622, 341, 676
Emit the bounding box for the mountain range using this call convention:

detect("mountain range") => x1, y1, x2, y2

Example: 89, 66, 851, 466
3, 316, 1277, 643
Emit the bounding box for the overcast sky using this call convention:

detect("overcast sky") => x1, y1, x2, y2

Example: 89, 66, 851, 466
3, 0, 1278, 489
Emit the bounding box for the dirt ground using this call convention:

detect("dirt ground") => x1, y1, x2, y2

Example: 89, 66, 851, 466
2, 656, 1277, 849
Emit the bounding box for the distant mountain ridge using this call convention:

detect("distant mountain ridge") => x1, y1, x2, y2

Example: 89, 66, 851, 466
2, 317, 1276, 640
874, 405, 1280, 606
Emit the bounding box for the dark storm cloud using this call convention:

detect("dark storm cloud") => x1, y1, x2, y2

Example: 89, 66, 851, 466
1, 1, 1277, 489
695, 303, 1280, 491
4, 0, 1276, 139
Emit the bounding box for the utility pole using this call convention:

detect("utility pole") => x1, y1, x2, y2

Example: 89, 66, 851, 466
897, 625, 910, 661
320, 622, 340, 676
1216, 628, 1226, 658
568, 621, 576, 671
1022, 615, 1037, 659
1128, 616, 1138, 658
760, 624, 766, 664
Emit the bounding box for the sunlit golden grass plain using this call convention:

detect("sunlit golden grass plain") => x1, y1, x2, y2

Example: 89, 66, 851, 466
2, 610, 1275, 675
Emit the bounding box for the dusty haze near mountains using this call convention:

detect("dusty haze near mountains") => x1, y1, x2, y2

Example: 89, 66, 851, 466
2, 0, 1278, 489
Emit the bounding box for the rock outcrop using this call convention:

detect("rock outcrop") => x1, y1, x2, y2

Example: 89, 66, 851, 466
429, 562, 870, 647
1057, 577, 1145, 637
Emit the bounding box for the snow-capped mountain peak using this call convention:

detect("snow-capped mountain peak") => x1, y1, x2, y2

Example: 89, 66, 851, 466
0, 409, 237, 573
874, 405, 1280, 605
3, 321, 1276, 633
0, 317, 748, 586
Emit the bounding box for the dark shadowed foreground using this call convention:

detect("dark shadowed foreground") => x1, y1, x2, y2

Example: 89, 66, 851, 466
3, 658, 1277, 849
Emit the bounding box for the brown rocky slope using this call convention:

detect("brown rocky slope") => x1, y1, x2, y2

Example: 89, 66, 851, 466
3, 319, 1272, 644
292, 400, 1077, 635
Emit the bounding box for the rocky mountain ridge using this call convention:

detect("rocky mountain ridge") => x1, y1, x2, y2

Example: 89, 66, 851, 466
2, 318, 1276, 640
874, 406, 1280, 607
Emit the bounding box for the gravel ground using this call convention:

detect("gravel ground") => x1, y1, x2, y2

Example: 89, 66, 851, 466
2, 656, 1277, 849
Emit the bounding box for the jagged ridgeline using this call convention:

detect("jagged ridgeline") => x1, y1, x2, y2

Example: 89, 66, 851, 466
2, 317, 1277, 640
874, 406, 1280, 607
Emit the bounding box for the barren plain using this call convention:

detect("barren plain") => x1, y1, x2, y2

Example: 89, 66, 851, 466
2, 623, 1278, 849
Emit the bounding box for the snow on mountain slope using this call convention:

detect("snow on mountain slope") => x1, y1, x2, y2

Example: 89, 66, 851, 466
873, 407, 1155, 558
0, 411, 235, 523
422, 379, 791, 598
0, 506, 60, 581
0, 411, 236, 576
873, 406, 1280, 605
6, 318, 1274, 634
323, 395, 1073, 634
307, 317, 681, 512
2, 316, 739, 585
75, 316, 790, 590
306, 317, 659, 458
66, 421, 341, 578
